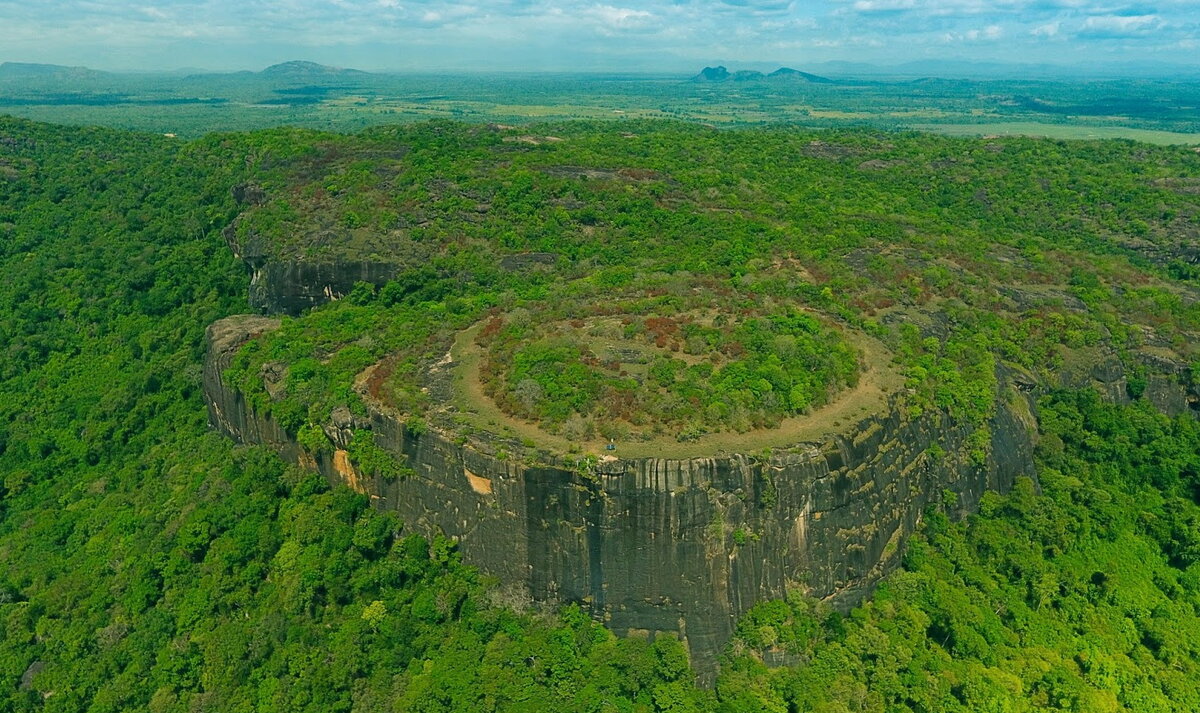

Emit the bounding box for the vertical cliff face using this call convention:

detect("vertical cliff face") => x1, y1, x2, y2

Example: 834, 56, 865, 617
246, 260, 402, 315
204, 315, 1038, 678
223, 218, 408, 315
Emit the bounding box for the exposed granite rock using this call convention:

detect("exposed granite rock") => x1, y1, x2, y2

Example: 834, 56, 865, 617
204, 316, 1038, 680
498, 252, 559, 271
222, 219, 408, 315
206, 314, 281, 359
246, 259, 403, 315
222, 230, 557, 314
1136, 352, 1199, 417
1091, 355, 1125, 384
231, 182, 266, 206
20, 661, 44, 691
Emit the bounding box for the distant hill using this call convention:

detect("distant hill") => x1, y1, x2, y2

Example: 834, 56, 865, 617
177, 61, 370, 83
259, 61, 368, 78
691, 66, 832, 83
692, 66, 731, 82
768, 67, 834, 83
0, 62, 108, 81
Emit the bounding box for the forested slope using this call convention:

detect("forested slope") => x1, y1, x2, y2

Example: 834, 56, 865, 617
720, 392, 1200, 712
1, 115, 1199, 712
0, 117, 704, 711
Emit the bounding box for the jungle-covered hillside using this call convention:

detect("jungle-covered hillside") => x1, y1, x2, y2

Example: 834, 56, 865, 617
1, 115, 1200, 712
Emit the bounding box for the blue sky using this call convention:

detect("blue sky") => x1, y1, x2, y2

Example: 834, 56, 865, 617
0, 0, 1196, 72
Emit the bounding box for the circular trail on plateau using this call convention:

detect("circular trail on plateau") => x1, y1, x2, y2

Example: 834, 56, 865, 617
447, 312, 903, 460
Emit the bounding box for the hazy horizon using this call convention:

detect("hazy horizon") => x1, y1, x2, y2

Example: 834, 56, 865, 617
6, 56, 1200, 80
1, 1, 1198, 75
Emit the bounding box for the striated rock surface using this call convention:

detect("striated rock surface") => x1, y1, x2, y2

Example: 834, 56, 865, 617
205, 315, 1042, 679
247, 260, 401, 315
222, 218, 406, 314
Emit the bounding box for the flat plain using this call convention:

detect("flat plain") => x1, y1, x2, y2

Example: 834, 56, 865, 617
4, 64, 1199, 142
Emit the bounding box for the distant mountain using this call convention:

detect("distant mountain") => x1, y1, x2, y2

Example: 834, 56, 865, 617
692, 66, 831, 83
259, 61, 368, 78
177, 61, 369, 84
692, 66, 731, 82
767, 67, 834, 83
0, 62, 108, 81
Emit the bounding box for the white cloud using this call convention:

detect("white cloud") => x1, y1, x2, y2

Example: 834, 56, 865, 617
1079, 13, 1162, 37
0, 0, 1195, 70
1031, 21, 1060, 37
587, 5, 655, 28
939, 23, 1002, 42
852, 0, 916, 11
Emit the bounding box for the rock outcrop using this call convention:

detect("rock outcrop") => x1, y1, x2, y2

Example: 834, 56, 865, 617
204, 250, 1199, 681
692, 66, 731, 83
222, 219, 406, 315
247, 259, 401, 315
204, 122, 1200, 680
205, 315, 1040, 679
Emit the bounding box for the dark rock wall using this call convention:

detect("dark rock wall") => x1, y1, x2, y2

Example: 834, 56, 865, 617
223, 221, 406, 315
1053, 345, 1200, 417
248, 261, 402, 315
204, 316, 1038, 679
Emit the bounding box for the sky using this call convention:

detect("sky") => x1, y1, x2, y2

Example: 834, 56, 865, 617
0, 0, 1197, 73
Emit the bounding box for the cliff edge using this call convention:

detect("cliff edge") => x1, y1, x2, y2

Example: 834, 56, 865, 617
205, 315, 1039, 678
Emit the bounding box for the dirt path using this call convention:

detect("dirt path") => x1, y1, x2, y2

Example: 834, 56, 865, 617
446, 321, 903, 460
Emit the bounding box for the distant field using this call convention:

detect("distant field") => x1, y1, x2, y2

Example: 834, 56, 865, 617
3, 70, 1200, 141
911, 121, 1200, 145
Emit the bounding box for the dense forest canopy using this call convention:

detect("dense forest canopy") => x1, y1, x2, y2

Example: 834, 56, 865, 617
1, 113, 1199, 712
